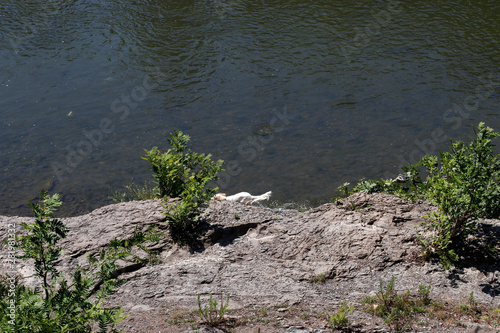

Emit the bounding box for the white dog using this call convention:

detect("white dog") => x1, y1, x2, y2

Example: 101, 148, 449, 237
213, 191, 272, 205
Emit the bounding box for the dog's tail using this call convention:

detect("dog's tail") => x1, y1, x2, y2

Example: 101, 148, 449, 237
251, 191, 272, 203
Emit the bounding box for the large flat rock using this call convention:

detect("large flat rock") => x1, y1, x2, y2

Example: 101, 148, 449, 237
1, 193, 499, 332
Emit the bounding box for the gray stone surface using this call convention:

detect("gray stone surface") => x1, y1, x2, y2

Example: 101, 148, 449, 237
1, 193, 500, 332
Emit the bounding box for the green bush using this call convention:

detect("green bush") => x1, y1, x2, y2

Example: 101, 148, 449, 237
143, 131, 224, 238
0, 190, 161, 332
143, 131, 223, 199
417, 123, 500, 268
339, 123, 500, 268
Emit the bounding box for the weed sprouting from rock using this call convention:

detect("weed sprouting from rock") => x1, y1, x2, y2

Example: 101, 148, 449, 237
362, 277, 433, 333
196, 293, 230, 327
329, 301, 354, 330
310, 273, 327, 284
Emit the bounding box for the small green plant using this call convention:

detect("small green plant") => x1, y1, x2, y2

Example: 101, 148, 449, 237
362, 277, 431, 332
468, 291, 478, 308
311, 273, 327, 284
196, 293, 230, 327
329, 301, 354, 330
484, 307, 500, 327
417, 285, 431, 307
0, 191, 126, 332
427, 301, 448, 321
335, 165, 425, 202
168, 311, 195, 326
143, 131, 224, 240
258, 308, 268, 317
337, 182, 351, 198
457, 291, 482, 315
300, 312, 310, 320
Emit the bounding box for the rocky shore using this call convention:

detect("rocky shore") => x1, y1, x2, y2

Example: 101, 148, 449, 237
1, 193, 500, 332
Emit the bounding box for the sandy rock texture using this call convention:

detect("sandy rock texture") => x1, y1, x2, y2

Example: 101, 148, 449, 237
1, 193, 500, 332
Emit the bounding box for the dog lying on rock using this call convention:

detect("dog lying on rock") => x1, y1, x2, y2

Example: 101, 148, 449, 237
212, 191, 272, 205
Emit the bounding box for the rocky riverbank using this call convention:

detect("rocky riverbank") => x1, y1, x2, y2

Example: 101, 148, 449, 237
1, 193, 500, 332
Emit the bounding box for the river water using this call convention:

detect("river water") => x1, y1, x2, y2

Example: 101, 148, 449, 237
1, 0, 499, 216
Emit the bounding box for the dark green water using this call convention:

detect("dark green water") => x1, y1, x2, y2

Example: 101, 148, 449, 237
1, 0, 499, 216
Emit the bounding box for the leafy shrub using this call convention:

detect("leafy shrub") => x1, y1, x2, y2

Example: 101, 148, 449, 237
329, 301, 354, 330
339, 123, 500, 268
143, 131, 224, 238
143, 130, 223, 199
0, 190, 161, 332
196, 293, 230, 327
417, 123, 500, 268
